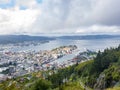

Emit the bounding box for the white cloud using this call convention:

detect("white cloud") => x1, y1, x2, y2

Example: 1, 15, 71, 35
76, 25, 120, 34
0, 7, 40, 34
90, 0, 120, 26
0, 0, 120, 35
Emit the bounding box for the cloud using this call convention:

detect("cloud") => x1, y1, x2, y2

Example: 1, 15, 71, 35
90, 0, 120, 26
0, 0, 10, 4
0, 0, 120, 35
0, 7, 40, 34
76, 25, 120, 34
32, 0, 71, 32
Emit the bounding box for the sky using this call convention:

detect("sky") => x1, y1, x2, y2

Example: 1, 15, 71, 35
0, 0, 120, 35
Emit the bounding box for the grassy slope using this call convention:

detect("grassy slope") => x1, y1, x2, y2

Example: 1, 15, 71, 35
107, 87, 120, 90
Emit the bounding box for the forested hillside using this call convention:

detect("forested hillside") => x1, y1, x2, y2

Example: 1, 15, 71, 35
0, 35, 54, 44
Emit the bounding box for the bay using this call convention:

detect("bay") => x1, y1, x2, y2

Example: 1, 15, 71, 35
10, 37, 120, 52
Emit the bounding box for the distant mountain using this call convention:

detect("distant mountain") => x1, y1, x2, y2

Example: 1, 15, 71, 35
57, 35, 120, 40
0, 35, 120, 44
0, 35, 55, 44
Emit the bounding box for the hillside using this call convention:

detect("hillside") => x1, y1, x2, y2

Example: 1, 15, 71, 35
0, 45, 120, 90
57, 35, 120, 40
1, 35, 120, 44
0, 35, 54, 44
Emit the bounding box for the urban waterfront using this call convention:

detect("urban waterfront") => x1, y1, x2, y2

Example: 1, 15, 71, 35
0, 37, 120, 81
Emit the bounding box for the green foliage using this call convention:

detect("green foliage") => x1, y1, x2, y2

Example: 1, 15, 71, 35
27, 79, 52, 90
0, 81, 22, 90
102, 63, 120, 87
107, 87, 120, 90
59, 82, 84, 90
93, 47, 120, 73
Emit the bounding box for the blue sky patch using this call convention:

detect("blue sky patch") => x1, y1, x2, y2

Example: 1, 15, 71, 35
36, 0, 42, 3
0, 0, 15, 9
20, 6, 27, 10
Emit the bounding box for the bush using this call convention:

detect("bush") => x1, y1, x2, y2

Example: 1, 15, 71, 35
29, 79, 52, 90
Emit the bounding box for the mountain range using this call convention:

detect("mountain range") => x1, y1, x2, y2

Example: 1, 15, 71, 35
0, 35, 120, 44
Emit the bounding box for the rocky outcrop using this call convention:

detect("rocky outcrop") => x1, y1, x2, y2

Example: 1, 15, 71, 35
94, 73, 106, 90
